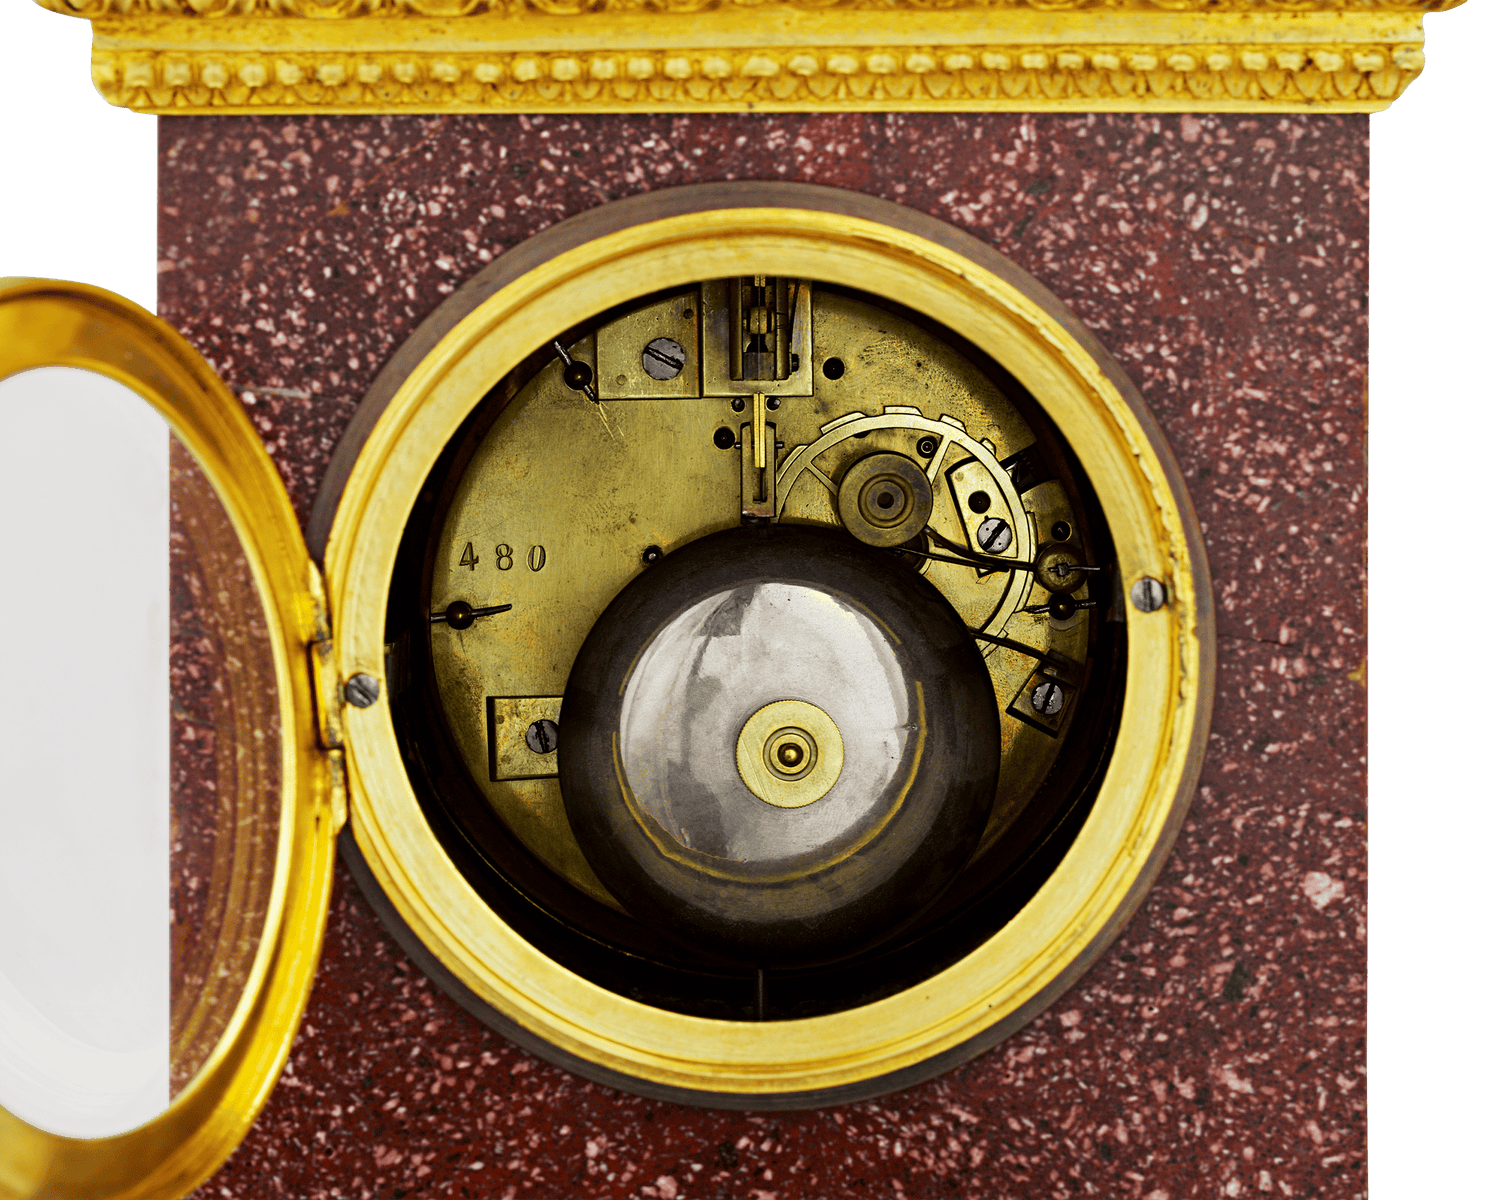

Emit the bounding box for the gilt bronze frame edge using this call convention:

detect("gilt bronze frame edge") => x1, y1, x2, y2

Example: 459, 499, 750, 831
36, 0, 1461, 113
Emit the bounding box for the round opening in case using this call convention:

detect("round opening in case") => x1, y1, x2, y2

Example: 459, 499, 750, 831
318, 185, 1213, 1107
382, 274, 1125, 1023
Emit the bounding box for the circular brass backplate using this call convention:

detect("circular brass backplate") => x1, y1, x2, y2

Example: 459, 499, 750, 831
318, 183, 1215, 1110
736, 699, 844, 809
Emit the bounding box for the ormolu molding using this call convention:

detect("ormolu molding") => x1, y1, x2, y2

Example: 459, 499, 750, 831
31, 0, 1468, 14
36, 2, 1460, 115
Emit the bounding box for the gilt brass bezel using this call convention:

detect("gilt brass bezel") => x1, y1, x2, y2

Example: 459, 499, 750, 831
318, 183, 1215, 1106
0, 281, 341, 1200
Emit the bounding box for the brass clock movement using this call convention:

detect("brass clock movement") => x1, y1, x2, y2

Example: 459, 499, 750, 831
396, 270, 1115, 996
312, 184, 1214, 1106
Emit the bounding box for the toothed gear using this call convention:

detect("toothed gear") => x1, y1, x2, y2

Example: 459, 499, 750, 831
775, 408, 1038, 642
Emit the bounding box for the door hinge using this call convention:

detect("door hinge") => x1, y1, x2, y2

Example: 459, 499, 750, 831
309, 636, 345, 752
324, 746, 349, 832
304, 561, 349, 830
306, 561, 345, 752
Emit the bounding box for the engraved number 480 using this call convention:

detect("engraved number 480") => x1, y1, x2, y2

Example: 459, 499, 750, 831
469, 542, 545, 572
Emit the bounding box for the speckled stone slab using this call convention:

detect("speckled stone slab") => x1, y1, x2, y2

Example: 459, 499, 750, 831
160, 112, 1368, 1200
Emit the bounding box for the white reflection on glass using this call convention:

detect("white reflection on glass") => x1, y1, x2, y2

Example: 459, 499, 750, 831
0, 367, 170, 1136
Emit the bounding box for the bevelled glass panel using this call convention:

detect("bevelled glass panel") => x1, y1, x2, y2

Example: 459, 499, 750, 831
0, 367, 281, 1138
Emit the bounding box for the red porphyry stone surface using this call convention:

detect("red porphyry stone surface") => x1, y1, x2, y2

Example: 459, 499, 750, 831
161, 112, 1368, 1200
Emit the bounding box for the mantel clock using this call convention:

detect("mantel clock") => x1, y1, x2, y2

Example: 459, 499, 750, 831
0, 0, 1413, 1195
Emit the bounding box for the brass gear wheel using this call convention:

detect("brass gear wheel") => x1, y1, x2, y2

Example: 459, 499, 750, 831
777, 405, 1038, 645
